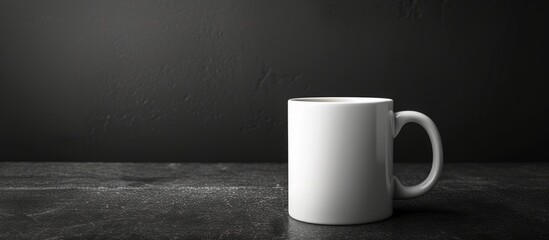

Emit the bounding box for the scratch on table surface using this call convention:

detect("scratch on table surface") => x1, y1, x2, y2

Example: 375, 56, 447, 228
269, 170, 279, 183
28, 207, 62, 217
264, 206, 283, 217
252, 199, 267, 206
223, 197, 234, 208
40, 217, 137, 239
22, 212, 38, 222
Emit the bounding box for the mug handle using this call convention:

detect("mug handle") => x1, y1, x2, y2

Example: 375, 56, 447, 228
393, 111, 443, 199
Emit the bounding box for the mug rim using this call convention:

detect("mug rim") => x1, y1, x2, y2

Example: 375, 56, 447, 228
288, 97, 393, 104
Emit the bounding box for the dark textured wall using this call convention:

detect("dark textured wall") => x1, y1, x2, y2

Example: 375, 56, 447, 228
0, 1, 547, 162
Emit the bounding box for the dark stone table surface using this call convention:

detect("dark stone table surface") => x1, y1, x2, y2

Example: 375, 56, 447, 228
0, 162, 547, 239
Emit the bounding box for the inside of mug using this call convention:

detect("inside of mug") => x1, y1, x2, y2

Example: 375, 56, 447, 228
290, 97, 392, 103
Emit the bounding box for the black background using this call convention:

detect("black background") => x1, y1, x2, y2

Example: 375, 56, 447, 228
0, 0, 547, 162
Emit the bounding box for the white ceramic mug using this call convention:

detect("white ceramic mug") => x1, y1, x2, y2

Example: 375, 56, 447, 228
288, 97, 443, 225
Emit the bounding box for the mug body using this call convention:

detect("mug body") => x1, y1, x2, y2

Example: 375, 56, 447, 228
288, 97, 394, 225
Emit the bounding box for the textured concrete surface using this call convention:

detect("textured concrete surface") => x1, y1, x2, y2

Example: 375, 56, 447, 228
0, 1, 547, 162
0, 162, 547, 239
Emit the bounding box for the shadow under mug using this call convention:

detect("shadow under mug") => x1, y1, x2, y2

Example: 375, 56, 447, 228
288, 97, 443, 225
